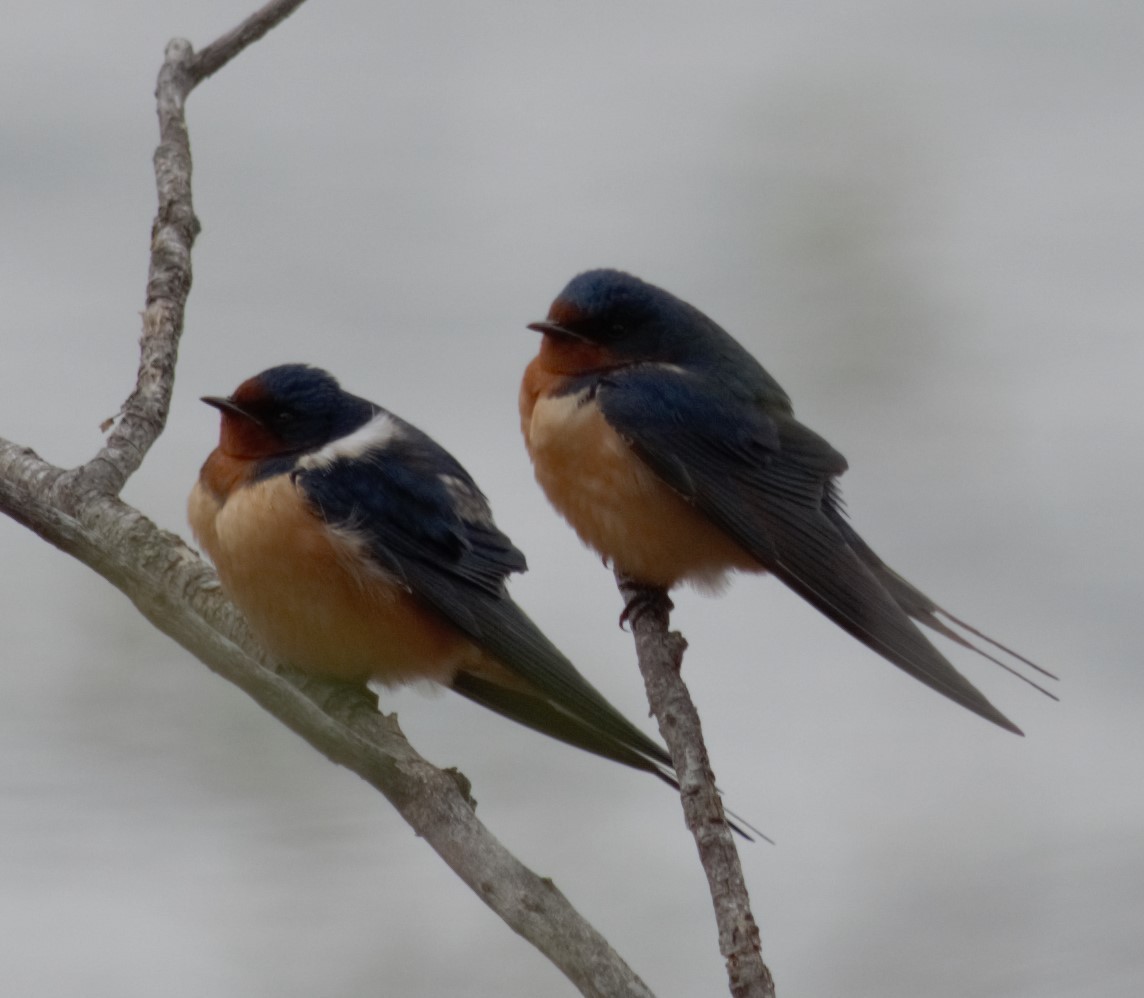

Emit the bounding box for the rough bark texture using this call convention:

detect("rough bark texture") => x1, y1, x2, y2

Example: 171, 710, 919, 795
615, 574, 776, 998
0, 3, 660, 995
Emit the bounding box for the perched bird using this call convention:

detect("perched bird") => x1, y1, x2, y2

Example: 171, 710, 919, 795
521, 269, 1056, 735
188, 363, 680, 786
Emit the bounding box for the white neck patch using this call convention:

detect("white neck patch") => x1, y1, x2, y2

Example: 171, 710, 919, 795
297, 411, 404, 470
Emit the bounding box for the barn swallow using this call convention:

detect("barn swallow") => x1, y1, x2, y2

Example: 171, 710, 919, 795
188, 364, 682, 788
522, 269, 1057, 735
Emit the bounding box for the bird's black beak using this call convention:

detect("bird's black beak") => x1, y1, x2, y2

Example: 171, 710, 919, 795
202, 395, 238, 413
201, 395, 256, 421
527, 320, 590, 342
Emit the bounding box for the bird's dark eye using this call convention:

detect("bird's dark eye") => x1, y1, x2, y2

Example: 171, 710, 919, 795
274, 409, 295, 424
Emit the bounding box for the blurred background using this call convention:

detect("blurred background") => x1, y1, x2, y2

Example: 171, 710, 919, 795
2, 1, 1141, 995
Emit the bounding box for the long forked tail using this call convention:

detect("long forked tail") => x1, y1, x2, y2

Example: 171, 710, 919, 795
832, 515, 1059, 700
446, 590, 768, 839
758, 501, 1025, 732
450, 671, 769, 842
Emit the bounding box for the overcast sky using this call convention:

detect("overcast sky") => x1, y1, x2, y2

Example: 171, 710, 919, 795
2, 2, 1142, 996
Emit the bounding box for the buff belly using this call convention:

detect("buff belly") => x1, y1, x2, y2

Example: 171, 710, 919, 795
188, 474, 481, 685
524, 390, 758, 590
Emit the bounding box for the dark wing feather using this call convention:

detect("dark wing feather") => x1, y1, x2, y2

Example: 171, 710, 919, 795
295, 419, 675, 774
595, 365, 1028, 733
826, 504, 1059, 695
450, 672, 674, 780
451, 672, 765, 842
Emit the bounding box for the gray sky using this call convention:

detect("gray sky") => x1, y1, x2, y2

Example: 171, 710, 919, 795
2, 2, 1142, 996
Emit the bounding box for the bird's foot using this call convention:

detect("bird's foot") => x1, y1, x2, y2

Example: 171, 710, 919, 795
618, 584, 673, 630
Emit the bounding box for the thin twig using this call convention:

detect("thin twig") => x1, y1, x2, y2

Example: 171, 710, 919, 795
189, 0, 310, 83
79, 0, 309, 497
616, 572, 776, 998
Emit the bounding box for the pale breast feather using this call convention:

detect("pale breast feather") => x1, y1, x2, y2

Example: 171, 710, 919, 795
526, 385, 757, 589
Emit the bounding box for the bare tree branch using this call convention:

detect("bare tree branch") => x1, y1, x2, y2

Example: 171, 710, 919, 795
0, 4, 661, 994
0, 440, 655, 997
82, 0, 310, 496
188, 0, 310, 82
615, 574, 776, 998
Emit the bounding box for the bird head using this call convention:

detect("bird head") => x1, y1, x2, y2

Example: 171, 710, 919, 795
202, 364, 372, 459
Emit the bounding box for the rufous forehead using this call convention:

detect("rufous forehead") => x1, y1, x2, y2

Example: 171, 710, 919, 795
231, 376, 271, 406
547, 298, 587, 325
